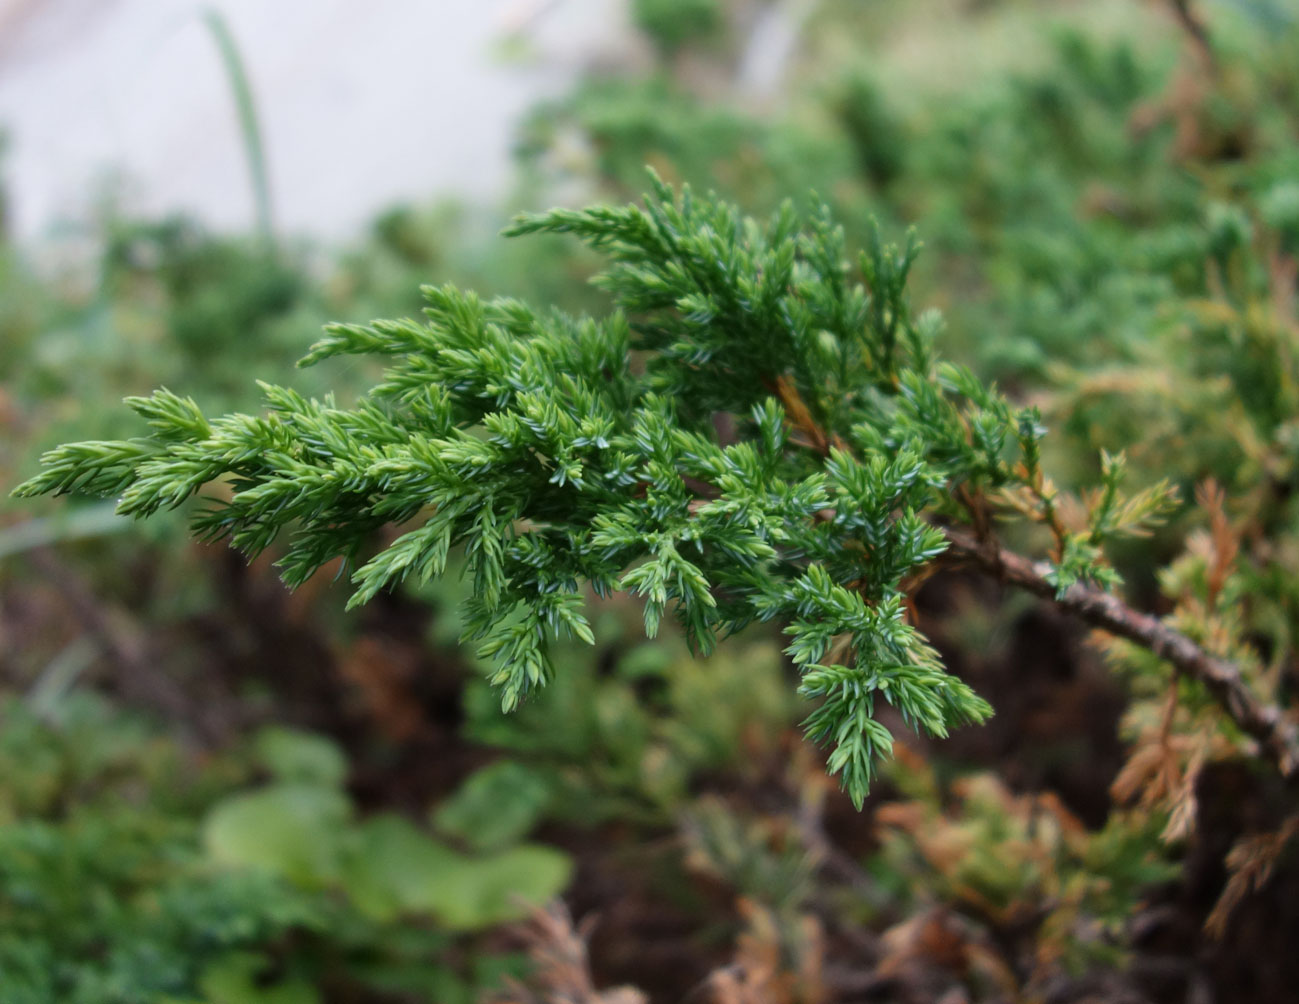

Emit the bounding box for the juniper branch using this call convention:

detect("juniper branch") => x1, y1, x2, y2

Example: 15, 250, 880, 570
781, 356, 1298, 778
761, 330, 1297, 780
15, 176, 1290, 803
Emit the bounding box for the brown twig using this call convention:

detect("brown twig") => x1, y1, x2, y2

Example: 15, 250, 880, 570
941, 526, 1299, 777
767, 374, 848, 455
1167, 0, 1216, 74
490, 901, 647, 1004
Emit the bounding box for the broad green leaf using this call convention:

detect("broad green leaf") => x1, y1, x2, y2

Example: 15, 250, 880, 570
418, 844, 573, 931
341, 814, 461, 922
432, 760, 552, 853
203, 784, 350, 886
341, 814, 572, 930
254, 727, 348, 787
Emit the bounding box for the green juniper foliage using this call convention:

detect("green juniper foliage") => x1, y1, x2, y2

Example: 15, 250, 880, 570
16, 176, 1169, 807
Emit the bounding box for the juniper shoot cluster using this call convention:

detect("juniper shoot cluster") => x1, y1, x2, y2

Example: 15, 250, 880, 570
18, 176, 1291, 806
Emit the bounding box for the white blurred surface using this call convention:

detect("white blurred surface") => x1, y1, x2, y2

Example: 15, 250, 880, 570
0, 0, 629, 242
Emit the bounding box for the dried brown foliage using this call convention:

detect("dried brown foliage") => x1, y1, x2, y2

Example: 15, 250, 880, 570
491, 902, 648, 1004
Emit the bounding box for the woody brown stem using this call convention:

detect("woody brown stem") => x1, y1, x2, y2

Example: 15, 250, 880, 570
1168, 0, 1216, 73
941, 526, 1299, 778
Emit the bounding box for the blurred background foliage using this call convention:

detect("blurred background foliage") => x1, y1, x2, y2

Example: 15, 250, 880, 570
3, 1, 1299, 1002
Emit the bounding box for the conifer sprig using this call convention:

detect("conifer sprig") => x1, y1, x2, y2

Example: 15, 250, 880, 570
21, 176, 1290, 802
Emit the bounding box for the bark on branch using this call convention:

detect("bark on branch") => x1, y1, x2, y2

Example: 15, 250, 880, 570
941, 526, 1299, 778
